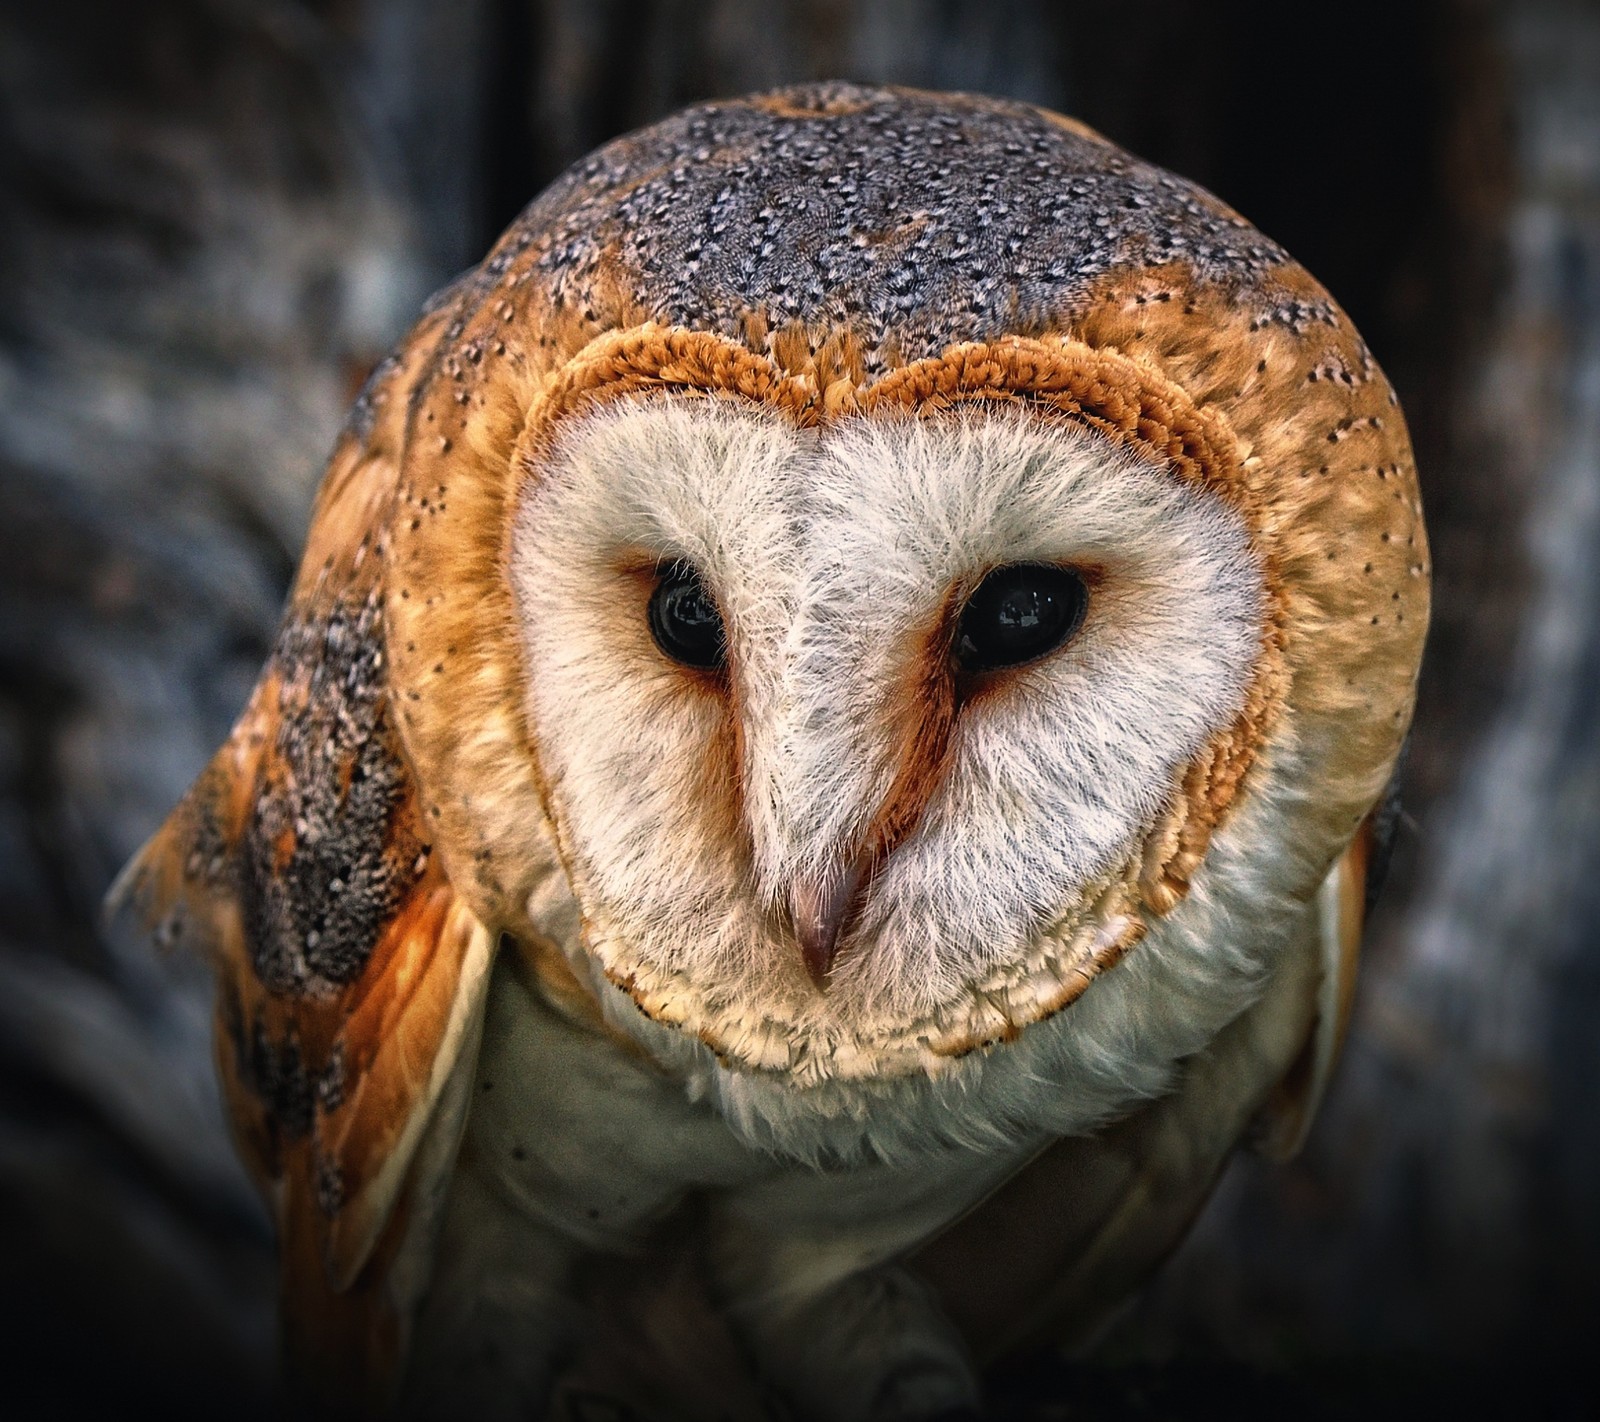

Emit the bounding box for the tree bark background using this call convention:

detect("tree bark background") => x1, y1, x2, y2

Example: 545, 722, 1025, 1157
1, 1, 1595, 1414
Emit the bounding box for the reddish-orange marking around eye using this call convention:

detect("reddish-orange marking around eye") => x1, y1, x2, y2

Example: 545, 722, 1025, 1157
610, 549, 752, 874
861, 595, 962, 866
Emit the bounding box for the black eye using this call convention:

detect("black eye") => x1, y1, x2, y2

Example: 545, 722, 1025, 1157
954, 563, 1089, 674
648, 564, 726, 670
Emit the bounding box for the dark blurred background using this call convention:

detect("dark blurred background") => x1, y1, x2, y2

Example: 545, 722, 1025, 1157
1, 1, 1596, 1416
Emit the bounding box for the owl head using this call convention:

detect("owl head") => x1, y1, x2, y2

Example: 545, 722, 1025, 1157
360, 85, 1427, 1153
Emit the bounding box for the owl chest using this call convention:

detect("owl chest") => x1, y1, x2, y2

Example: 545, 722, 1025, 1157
448, 950, 1036, 1275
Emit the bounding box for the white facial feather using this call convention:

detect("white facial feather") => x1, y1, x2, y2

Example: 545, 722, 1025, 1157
511, 396, 1286, 1159
773, 414, 1262, 1012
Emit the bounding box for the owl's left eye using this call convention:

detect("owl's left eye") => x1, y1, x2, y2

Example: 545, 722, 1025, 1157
954, 563, 1088, 674
648, 563, 726, 670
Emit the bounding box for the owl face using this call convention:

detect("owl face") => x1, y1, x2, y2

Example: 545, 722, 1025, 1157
510, 394, 1267, 1076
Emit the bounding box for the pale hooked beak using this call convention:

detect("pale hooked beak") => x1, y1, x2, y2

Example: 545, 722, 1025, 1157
789, 858, 870, 987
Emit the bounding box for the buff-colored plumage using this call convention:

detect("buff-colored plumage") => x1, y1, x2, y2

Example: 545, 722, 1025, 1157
120, 84, 1428, 1418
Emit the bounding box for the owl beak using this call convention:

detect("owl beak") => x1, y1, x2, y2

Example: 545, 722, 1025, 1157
790, 859, 868, 987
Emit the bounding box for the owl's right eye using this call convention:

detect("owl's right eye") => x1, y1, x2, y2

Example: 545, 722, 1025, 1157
647, 564, 726, 670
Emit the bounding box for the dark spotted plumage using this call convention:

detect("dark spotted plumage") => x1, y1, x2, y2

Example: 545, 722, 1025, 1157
240, 590, 425, 998
241, 1015, 314, 1143
478, 84, 1302, 375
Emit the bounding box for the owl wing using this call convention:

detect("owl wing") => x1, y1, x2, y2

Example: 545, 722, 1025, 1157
1250, 803, 1381, 1162
111, 305, 495, 1402
914, 813, 1381, 1362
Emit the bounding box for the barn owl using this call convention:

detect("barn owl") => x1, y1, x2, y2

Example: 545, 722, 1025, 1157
119, 83, 1429, 1419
